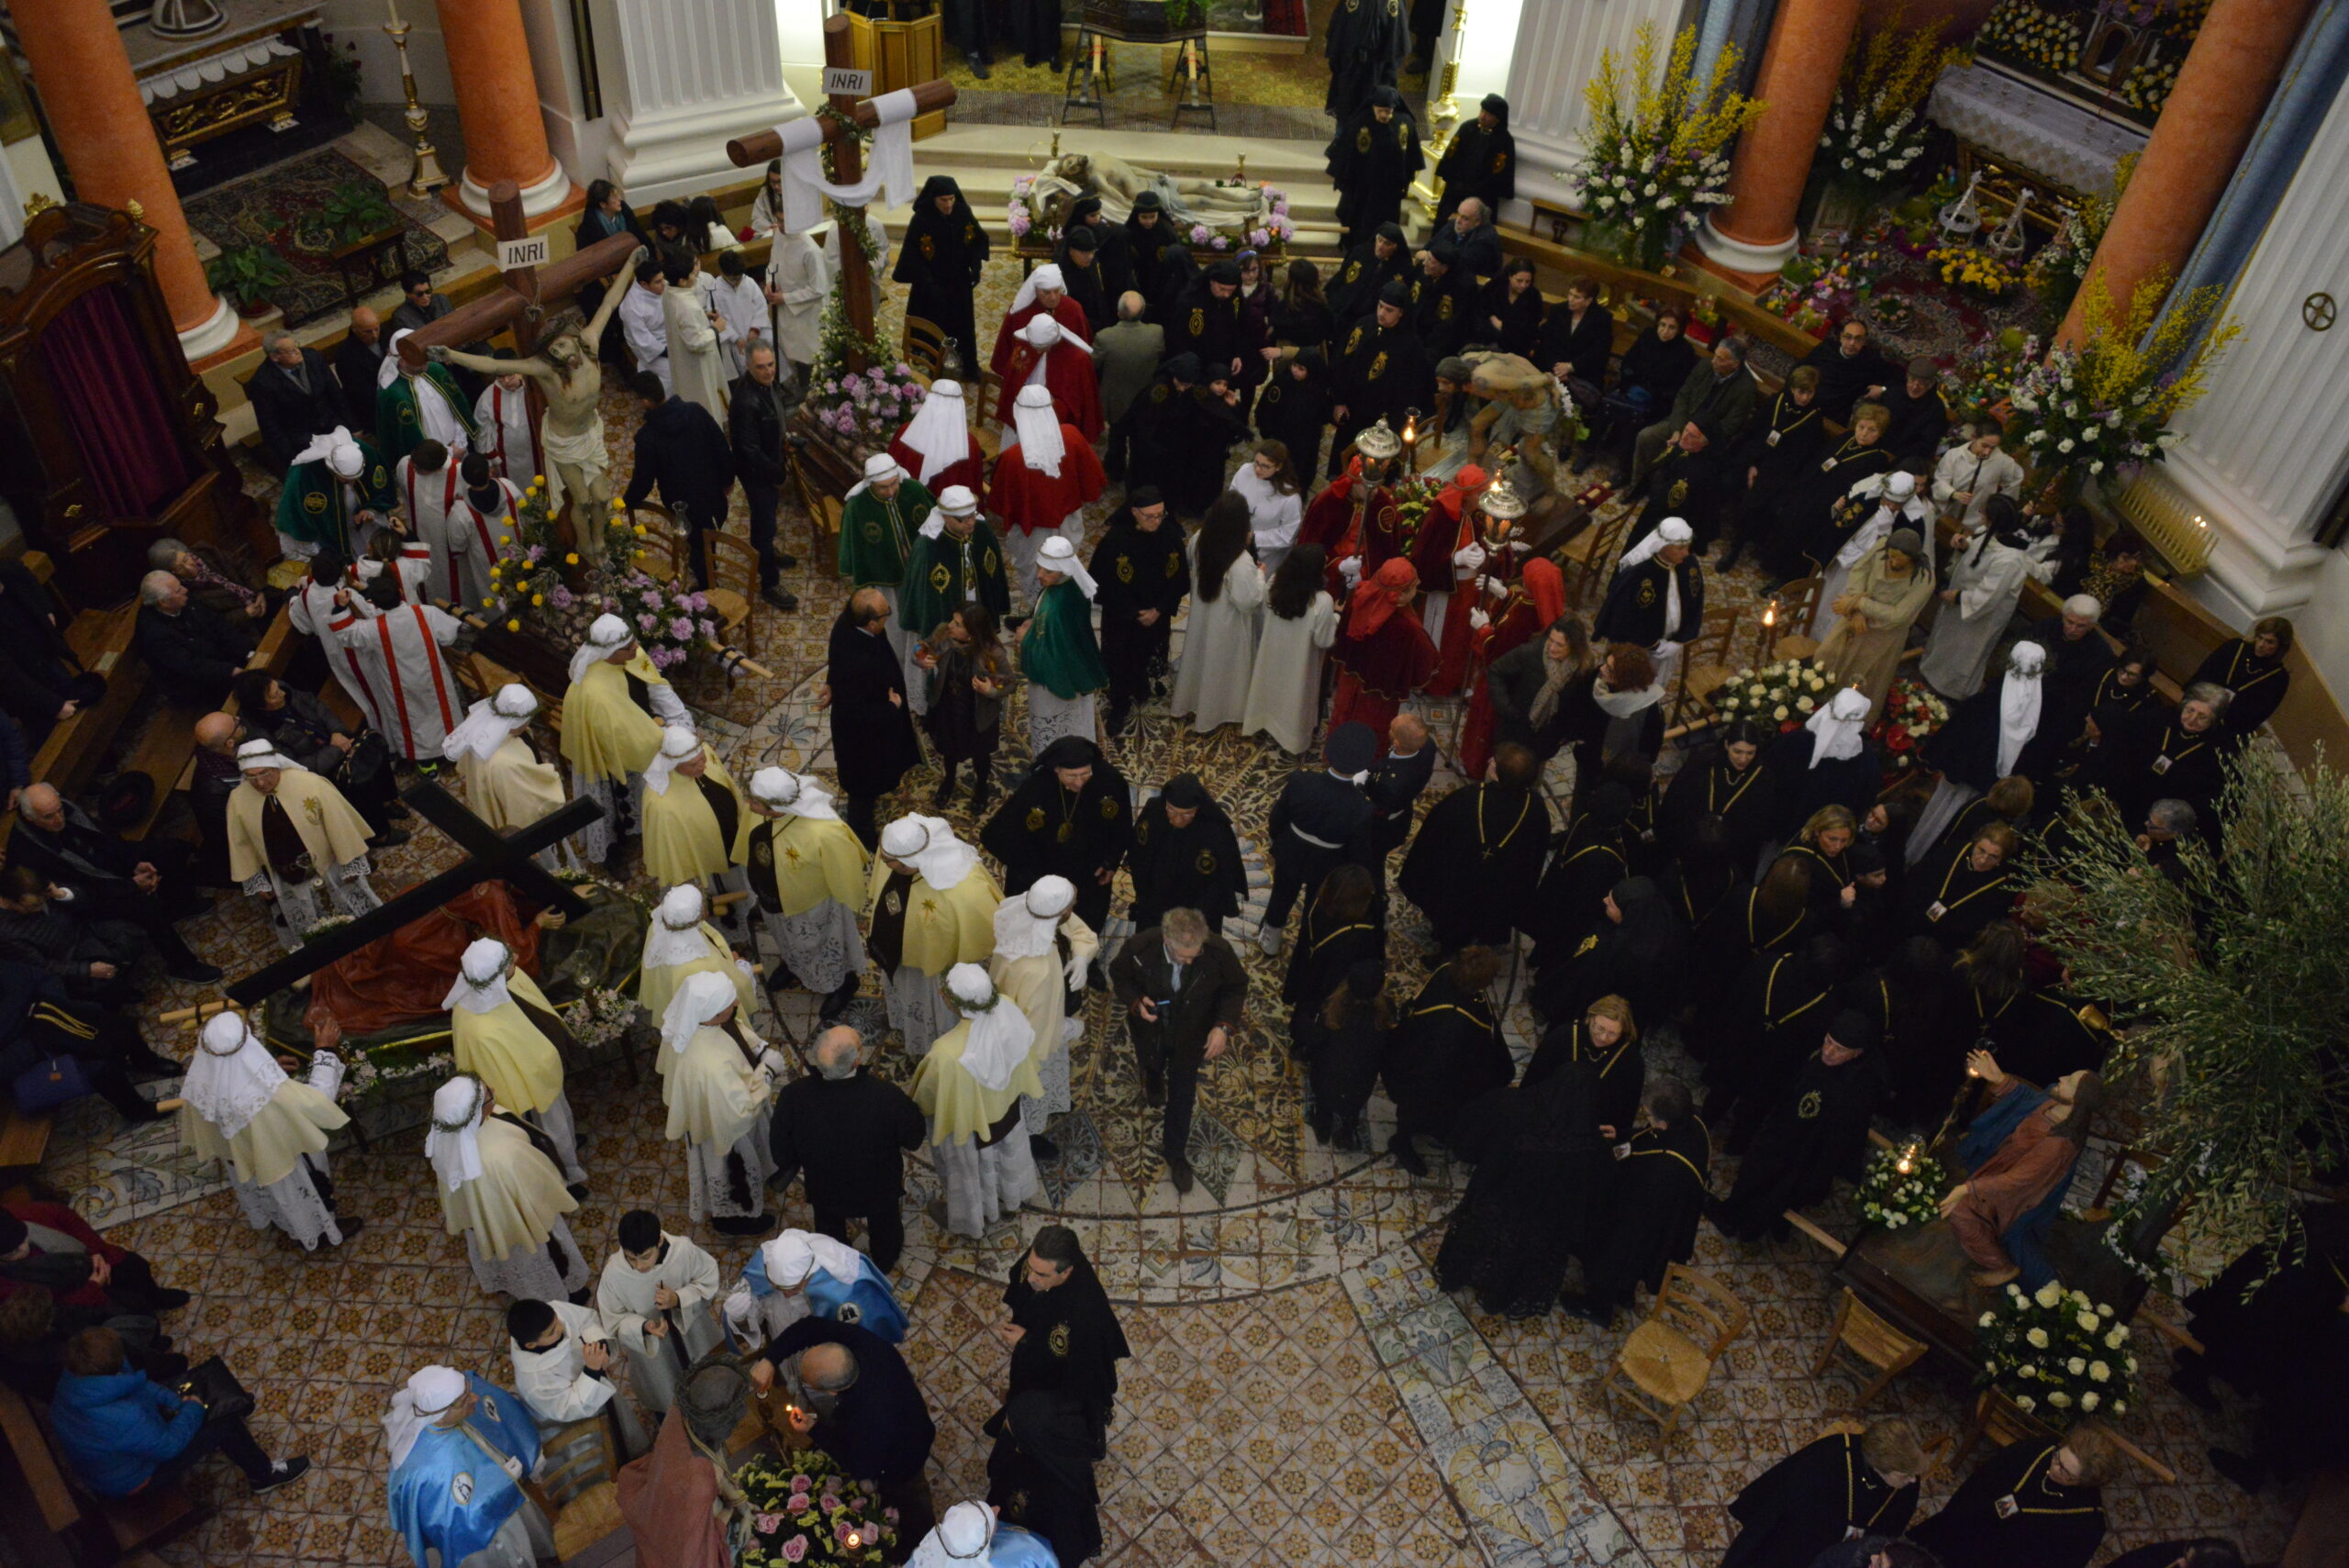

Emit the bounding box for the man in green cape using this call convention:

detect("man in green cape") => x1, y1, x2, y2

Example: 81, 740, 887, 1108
839, 451, 935, 670
897, 484, 1012, 716
1019, 534, 1108, 755
375, 328, 477, 466
273, 426, 396, 560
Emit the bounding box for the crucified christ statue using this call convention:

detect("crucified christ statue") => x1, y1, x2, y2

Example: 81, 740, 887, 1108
424, 248, 644, 567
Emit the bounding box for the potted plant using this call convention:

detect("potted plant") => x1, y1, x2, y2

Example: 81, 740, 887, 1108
205, 244, 293, 317
323, 180, 399, 247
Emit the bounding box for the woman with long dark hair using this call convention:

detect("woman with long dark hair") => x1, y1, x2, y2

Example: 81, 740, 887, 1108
1169, 494, 1265, 732
1614, 304, 1700, 423
921, 602, 1011, 810
1229, 439, 1305, 571
685, 195, 739, 254
1484, 256, 1545, 360
1271, 259, 1335, 353
1243, 544, 1341, 752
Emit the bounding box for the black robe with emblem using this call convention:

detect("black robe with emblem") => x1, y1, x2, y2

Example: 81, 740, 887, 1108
1758, 436, 1896, 580
1163, 279, 1248, 382
1002, 1250, 1130, 1457
1323, 0, 1410, 119
1397, 781, 1547, 951
1432, 110, 1517, 225
986, 1391, 1102, 1568
893, 177, 990, 374
1660, 751, 1777, 873
1408, 264, 1476, 361
1900, 836, 2017, 951
1324, 96, 1425, 241
1595, 554, 1705, 650
1330, 313, 1433, 462
1326, 238, 1411, 326
979, 738, 1131, 934
1434, 1061, 1611, 1315
1713, 1051, 1882, 1240
1910, 1440, 2105, 1568
1088, 508, 1190, 712
1124, 783, 1247, 934
1107, 372, 1251, 517
1725, 391, 1831, 557
827, 608, 921, 805
1579, 1114, 1712, 1310
1724, 1432, 1920, 1568
1382, 963, 1512, 1150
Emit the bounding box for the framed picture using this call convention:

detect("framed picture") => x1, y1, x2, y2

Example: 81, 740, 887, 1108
0, 46, 36, 145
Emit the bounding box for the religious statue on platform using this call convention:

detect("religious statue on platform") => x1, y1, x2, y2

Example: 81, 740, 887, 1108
1031, 151, 1266, 232
426, 248, 644, 564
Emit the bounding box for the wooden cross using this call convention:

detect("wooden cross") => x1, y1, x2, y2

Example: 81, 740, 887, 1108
726, 15, 958, 369
394, 177, 641, 378
222, 778, 603, 1006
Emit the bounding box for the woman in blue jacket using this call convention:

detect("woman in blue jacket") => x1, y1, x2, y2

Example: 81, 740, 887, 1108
48, 1327, 307, 1498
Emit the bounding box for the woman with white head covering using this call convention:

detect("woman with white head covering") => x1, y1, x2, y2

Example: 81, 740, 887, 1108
868, 816, 1005, 1056
226, 737, 384, 951
374, 327, 475, 463
384, 1362, 555, 1568
993, 312, 1103, 442
722, 1227, 910, 1348
1920, 495, 2038, 699
1909, 640, 2049, 862
639, 883, 759, 1052
427, 1071, 591, 1299
889, 379, 986, 500
1814, 524, 1938, 717
742, 767, 869, 1016
446, 684, 584, 871
910, 964, 1044, 1238
177, 1011, 354, 1251
990, 874, 1098, 1145
908, 1499, 1058, 1568
661, 970, 785, 1235
992, 384, 1108, 609
1812, 469, 1933, 635
1019, 534, 1109, 754
561, 612, 688, 865
446, 937, 589, 1188
994, 261, 1087, 380
639, 723, 751, 896
1765, 684, 1880, 846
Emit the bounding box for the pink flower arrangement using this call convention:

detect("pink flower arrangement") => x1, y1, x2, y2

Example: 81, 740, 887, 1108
1189, 223, 1213, 244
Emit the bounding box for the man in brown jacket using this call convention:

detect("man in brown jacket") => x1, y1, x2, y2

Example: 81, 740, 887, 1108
1109, 907, 1247, 1195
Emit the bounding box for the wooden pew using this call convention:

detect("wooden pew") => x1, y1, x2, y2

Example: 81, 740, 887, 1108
0, 1381, 203, 1562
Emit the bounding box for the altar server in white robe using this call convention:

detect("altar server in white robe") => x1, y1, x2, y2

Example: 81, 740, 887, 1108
706, 253, 768, 378
398, 441, 469, 599
742, 768, 867, 1016
385, 1365, 555, 1568
618, 266, 671, 395
227, 740, 384, 951
1229, 444, 1305, 572
289, 553, 385, 715
329, 596, 464, 760
444, 684, 584, 871
446, 938, 589, 1189
989, 875, 1096, 1138
427, 1072, 592, 1300
765, 227, 829, 380
661, 971, 785, 1236
1932, 426, 2025, 533
472, 363, 540, 485
595, 1209, 724, 1417
177, 1010, 355, 1251
1920, 514, 2039, 699
383, 537, 437, 606
504, 1297, 646, 1453
663, 256, 729, 423
910, 963, 1043, 1239
446, 453, 522, 612
639, 884, 759, 1059
1814, 471, 1933, 637
562, 614, 689, 864
1241, 561, 1340, 753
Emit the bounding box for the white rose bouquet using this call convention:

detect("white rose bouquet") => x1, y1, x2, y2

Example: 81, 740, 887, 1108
1854, 1145, 1950, 1230
1705, 656, 1842, 731
1976, 1279, 2139, 1425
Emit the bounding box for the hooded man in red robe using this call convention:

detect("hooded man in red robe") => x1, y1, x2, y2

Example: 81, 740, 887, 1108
1299, 419, 1405, 595
888, 378, 988, 509
1421, 462, 1495, 695
994, 313, 1103, 440
1329, 557, 1438, 736
992, 384, 1108, 611
989, 263, 1092, 382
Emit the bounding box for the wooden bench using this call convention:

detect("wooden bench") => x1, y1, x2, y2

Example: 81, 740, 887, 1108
148, 604, 305, 833
1528, 195, 1586, 246
0, 1381, 204, 1562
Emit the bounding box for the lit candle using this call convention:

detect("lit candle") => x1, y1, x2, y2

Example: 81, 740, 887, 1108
1763, 603, 1776, 628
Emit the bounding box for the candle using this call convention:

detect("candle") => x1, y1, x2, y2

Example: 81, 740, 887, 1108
384, 0, 401, 25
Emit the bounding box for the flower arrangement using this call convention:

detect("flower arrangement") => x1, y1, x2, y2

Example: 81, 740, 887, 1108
490, 479, 641, 613
1948, 327, 2043, 420
1855, 1143, 1950, 1229
1976, 1279, 2139, 1425
1707, 657, 1842, 731
561, 985, 641, 1051
604, 568, 721, 673
807, 359, 928, 449
340, 1044, 455, 1103
735, 1445, 896, 1565
1816, 10, 1961, 197
1874, 673, 1951, 771
1567, 23, 1765, 273
1929, 245, 2023, 299
2005, 270, 2239, 484
2027, 155, 2128, 322
1976, 0, 2084, 76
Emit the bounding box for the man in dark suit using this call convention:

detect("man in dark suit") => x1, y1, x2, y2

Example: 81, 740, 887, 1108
13, 783, 218, 983
247, 331, 346, 470
621, 373, 735, 588
749, 1318, 937, 1543
1109, 906, 1248, 1195
725, 342, 799, 612
1363, 713, 1437, 856
330, 307, 388, 429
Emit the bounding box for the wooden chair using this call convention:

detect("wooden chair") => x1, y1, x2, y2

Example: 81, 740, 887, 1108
628, 502, 689, 584
1602, 1262, 1750, 1454
1951, 1386, 2054, 1472
702, 529, 762, 657
540, 1412, 628, 1563
1811, 1288, 1929, 1408
902, 314, 950, 380
1557, 503, 1636, 609
1670, 605, 1742, 728
786, 450, 845, 576
1772, 576, 1826, 662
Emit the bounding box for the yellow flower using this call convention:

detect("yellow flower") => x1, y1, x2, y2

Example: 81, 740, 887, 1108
532, 474, 546, 486
507, 618, 521, 631
564, 552, 579, 565
499, 534, 512, 546
634, 525, 647, 537
531, 594, 544, 606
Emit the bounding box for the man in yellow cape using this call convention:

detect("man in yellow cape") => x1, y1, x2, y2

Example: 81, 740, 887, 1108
867, 815, 1002, 1058
178, 1010, 357, 1251
561, 613, 689, 866
988, 873, 1097, 1162
444, 684, 584, 870
660, 970, 785, 1237
743, 768, 867, 1018
426, 1072, 591, 1299
446, 937, 590, 1192
909, 963, 1042, 1238
639, 884, 759, 1073
640, 724, 751, 892
226, 739, 384, 951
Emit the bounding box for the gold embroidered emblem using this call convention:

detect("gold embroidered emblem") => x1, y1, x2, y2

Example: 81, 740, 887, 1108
885, 891, 903, 916
303, 492, 327, 515
1798, 1090, 1823, 1120
1056, 822, 1074, 843
930, 563, 952, 592
1369, 351, 1388, 380
1409, 279, 1424, 304
1668, 480, 1688, 506
397, 404, 417, 426
1345, 327, 1364, 357
1151, 384, 1169, 404
964, 223, 980, 245
918, 234, 935, 259
1134, 821, 1151, 843
1636, 580, 1658, 607
1356, 128, 1372, 154
1342, 261, 1362, 284
1396, 122, 1411, 150
1048, 1323, 1071, 1356
1188, 308, 1206, 337
1493, 153, 1509, 173
1438, 295, 1454, 320
1196, 850, 1217, 874
1165, 555, 1180, 576
921, 897, 938, 915
1575, 934, 1598, 957
1263, 385, 1282, 405
863, 518, 883, 542
751, 839, 774, 866
783, 845, 802, 863
1099, 797, 1120, 819
1025, 806, 1046, 832
1116, 556, 1136, 583
303, 796, 325, 825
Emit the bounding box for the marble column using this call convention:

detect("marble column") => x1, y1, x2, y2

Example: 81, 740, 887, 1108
437, 0, 577, 223
1499, 0, 1687, 227
1697, 0, 1866, 280
2058, 0, 2317, 345
598, 0, 807, 207
9, 0, 246, 362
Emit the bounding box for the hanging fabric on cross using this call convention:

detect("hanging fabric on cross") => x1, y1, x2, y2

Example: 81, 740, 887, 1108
770, 90, 922, 233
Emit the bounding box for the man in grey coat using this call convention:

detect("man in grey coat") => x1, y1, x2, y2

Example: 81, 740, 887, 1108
1633, 334, 1758, 481
1092, 292, 1166, 427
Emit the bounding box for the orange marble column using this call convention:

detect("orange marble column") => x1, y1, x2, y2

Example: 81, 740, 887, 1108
10, 0, 247, 361
2057, 0, 2317, 346
435, 0, 575, 223
1698, 0, 1868, 282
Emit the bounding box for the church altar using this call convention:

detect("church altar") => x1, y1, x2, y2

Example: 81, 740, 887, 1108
1930, 61, 2150, 203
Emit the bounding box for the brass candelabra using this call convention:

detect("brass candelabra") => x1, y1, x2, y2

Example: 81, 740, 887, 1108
384, 0, 449, 198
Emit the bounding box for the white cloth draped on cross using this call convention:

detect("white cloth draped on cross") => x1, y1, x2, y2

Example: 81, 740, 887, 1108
769, 90, 922, 233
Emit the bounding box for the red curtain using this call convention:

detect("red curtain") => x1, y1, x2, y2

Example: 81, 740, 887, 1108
1266, 0, 1309, 35
36, 283, 192, 520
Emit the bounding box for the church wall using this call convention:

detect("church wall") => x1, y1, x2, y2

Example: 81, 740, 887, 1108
1496, 0, 1699, 232
592, 0, 807, 206
321, 0, 456, 106
517, 0, 612, 194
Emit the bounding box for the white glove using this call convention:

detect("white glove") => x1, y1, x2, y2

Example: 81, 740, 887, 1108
1506, 538, 1532, 553
1338, 554, 1364, 587
735, 957, 756, 978
1063, 951, 1091, 993
1451, 543, 1486, 579
757, 1049, 791, 1081
1469, 608, 1491, 631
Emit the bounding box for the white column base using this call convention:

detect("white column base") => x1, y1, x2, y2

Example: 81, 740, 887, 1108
457, 157, 573, 220
1697, 213, 1798, 276
176, 295, 240, 361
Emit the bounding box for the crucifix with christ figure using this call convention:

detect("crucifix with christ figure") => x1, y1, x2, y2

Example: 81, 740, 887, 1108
727, 14, 958, 372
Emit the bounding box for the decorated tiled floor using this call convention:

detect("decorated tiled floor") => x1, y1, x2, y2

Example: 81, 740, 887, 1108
28, 239, 2298, 1565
